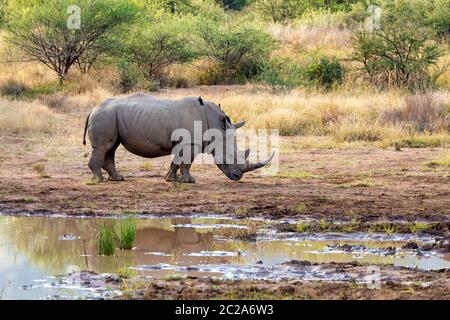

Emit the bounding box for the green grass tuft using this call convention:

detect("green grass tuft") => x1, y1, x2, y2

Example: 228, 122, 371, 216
114, 218, 137, 250
408, 222, 429, 234
98, 225, 116, 256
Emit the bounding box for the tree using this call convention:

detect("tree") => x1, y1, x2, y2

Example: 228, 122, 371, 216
4, 0, 138, 84
352, 0, 444, 90
197, 17, 276, 83
124, 15, 199, 81
215, 0, 249, 10
254, 0, 309, 23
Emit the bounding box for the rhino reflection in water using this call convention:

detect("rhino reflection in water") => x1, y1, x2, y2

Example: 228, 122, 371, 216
83, 94, 275, 183
135, 218, 213, 254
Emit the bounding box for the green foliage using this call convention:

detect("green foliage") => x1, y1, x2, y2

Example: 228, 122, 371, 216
117, 61, 144, 93
257, 57, 305, 90
125, 15, 199, 83
0, 0, 6, 26
114, 218, 137, 250
197, 17, 276, 83
5, 0, 139, 83
425, 0, 450, 38
215, 0, 249, 10
352, 0, 444, 90
98, 224, 116, 256
254, 0, 311, 23
306, 56, 344, 90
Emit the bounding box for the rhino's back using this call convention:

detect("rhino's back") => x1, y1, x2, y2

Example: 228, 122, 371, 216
99, 94, 205, 158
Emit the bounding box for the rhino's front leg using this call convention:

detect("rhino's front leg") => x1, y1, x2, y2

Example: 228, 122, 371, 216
178, 163, 196, 183
164, 162, 179, 182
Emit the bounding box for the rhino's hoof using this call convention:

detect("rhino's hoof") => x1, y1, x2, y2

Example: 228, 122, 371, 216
92, 176, 104, 183
108, 175, 124, 181
165, 174, 179, 182
178, 175, 196, 183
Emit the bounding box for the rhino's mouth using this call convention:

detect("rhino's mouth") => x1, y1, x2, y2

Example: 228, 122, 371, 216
227, 172, 243, 181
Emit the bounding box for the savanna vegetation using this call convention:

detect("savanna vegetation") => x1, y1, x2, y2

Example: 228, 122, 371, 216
0, 0, 448, 145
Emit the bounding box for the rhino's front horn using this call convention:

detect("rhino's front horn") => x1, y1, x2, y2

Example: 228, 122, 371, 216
242, 151, 275, 172
233, 121, 245, 129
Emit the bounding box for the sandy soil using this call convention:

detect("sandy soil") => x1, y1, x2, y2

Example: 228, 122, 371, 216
0, 133, 449, 222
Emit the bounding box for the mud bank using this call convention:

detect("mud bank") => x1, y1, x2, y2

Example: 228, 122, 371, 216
122, 264, 450, 300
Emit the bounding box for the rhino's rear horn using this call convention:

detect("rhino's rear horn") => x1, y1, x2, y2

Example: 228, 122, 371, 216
233, 121, 245, 129
242, 151, 275, 172
198, 96, 204, 105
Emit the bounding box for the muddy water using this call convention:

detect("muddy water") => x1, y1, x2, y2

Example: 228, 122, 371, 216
0, 215, 448, 299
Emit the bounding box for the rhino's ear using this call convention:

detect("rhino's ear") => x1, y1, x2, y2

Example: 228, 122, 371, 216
218, 104, 221, 109
198, 96, 204, 105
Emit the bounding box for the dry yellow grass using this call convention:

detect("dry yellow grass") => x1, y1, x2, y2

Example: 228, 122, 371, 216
0, 99, 57, 134
267, 23, 352, 59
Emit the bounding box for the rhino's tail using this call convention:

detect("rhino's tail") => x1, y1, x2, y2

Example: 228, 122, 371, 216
82, 112, 91, 146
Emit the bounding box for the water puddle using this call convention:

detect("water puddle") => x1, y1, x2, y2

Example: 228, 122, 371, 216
0, 215, 448, 299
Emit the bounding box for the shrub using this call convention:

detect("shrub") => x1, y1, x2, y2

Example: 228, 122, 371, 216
256, 57, 305, 90
125, 15, 199, 84
0, 80, 28, 97
305, 56, 344, 90
380, 93, 449, 133
425, 0, 450, 38
117, 61, 144, 93
215, 0, 249, 10
352, 0, 444, 90
254, 0, 311, 23
197, 18, 276, 84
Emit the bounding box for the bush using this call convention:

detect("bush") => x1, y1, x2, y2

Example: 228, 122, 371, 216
305, 56, 344, 90
125, 15, 199, 84
380, 93, 449, 133
197, 18, 276, 84
117, 62, 144, 93
254, 0, 311, 23
257, 57, 305, 90
215, 0, 249, 10
0, 80, 28, 97
426, 0, 450, 39
352, 0, 444, 90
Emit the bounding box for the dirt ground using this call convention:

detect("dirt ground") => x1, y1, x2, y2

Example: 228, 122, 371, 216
1, 133, 449, 222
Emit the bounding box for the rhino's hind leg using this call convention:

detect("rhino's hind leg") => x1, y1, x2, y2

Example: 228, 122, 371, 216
103, 142, 124, 181
88, 148, 107, 182
178, 163, 196, 183
164, 162, 179, 182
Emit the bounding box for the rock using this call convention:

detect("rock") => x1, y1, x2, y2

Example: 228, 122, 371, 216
402, 242, 419, 250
